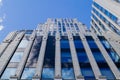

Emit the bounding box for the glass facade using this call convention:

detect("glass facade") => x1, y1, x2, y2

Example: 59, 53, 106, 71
41, 36, 55, 79
61, 36, 75, 79
17, 36, 29, 48
86, 36, 115, 79
1, 18, 120, 80
74, 36, 95, 79
27, 36, 42, 66
10, 52, 23, 62
1, 68, 16, 79
21, 68, 35, 79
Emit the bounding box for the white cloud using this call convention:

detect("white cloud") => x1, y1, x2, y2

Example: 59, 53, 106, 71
0, 25, 4, 31
0, 0, 2, 6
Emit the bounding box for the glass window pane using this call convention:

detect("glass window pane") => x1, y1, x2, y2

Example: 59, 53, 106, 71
27, 36, 42, 64
18, 39, 29, 48
61, 40, 70, 48
77, 52, 89, 63
10, 52, 23, 62
74, 40, 84, 48
1, 68, 16, 79
100, 68, 115, 79
81, 68, 95, 78
62, 68, 75, 79
42, 68, 54, 79
21, 68, 35, 79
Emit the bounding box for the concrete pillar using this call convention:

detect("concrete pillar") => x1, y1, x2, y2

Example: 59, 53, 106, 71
0, 31, 17, 57
10, 31, 36, 80
68, 33, 84, 80
0, 32, 25, 76
32, 34, 48, 80
54, 34, 62, 80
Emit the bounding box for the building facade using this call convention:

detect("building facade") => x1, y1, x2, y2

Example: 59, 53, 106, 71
91, 0, 120, 36
0, 18, 120, 80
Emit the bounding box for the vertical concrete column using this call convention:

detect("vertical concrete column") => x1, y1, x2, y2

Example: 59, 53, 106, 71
0, 32, 25, 76
0, 31, 17, 57
32, 34, 48, 80
79, 33, 103, 80
68, 33, 84, 80
54, 34, 62, 80
92, 33, 120, 79
10, 31, 36, 80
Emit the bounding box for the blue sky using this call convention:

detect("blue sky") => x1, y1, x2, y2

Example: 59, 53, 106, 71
0, 0, 92, 42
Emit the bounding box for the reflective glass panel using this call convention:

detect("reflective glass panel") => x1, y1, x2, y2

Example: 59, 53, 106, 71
10, 52, 23, 62
1, 68, 16, 79
100, 68, 115, 79
21, 68, 35, 79
62, 68, 75, 79
81, 67, 95, 79
77, 52, 89, 63
86, 36, 98, 48
18, 39, 29, 48
42, 68, 54, 79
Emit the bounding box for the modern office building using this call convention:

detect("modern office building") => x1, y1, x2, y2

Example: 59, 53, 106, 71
0, 18, 120, 80
91, 0, 120, 36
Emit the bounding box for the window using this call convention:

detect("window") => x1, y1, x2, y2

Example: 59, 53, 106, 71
86, 36, 98, 48
1, 68, 16, 79
61, 52, 72, 63
92, 51, 106, 62
62, 68, 75, 79
21, 68, 35, 79
18, 39, 29, 48
10, 52, 23, 62
61, 40, 70, 48
42, 68, 54, 79
81, 67, 95, 79
100, 68, 115, 79
27, 36, 42, 64
77, 52, 89, 63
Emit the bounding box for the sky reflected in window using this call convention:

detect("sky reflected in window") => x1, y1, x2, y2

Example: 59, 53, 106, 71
62, 68, 75, 79
21, 68, 35, 79
42, 68, 54, 79
1, 68, 16, 79
10, 52, 23, 62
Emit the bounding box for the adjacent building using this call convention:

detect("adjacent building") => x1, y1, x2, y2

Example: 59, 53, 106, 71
0, 18, 120, 80
91, 0, 120, 36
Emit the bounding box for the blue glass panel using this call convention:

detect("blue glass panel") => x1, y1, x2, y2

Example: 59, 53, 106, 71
108, 49, 120, 63
61, 57, 72, 63
74, 40, 84, 48
1, 68, 16, 79
77, 52, 89, 63
10, 52, 23, 62
100, 68, 115, 79
92, 51, 106, 62
21, 68, 35, 79
87, 41, 98, 48
81, 68, 95, 78
61, 52, 72, 63
62, 68, 75, 79
61, 40, 69, 48
42, 68, 54, 79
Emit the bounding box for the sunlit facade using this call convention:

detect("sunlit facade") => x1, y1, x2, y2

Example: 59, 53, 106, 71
91, 0, 120, 36
0, 18, 120, 80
